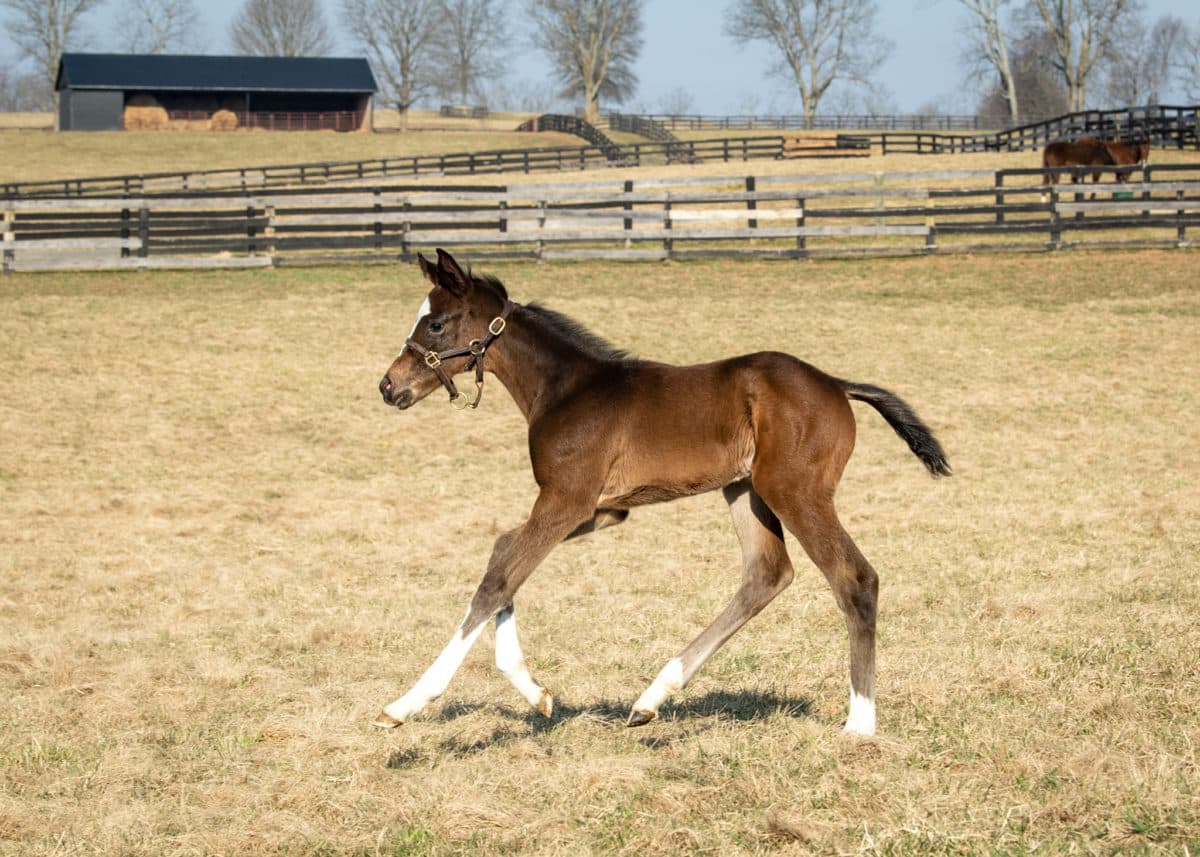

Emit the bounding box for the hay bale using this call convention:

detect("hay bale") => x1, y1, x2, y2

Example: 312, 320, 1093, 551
210, 110, 239, 131
124, 105, 168, 130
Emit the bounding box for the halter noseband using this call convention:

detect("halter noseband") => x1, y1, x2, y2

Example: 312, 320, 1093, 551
404, 300, 515, 410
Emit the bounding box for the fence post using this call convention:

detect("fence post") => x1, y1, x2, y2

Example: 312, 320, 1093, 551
1049, 187, 1062, 249
2, 204, 13, 276
664, 196, 673, 259
537, 200, 546, 260
401, 198, 412, 262
373, 188, 383, 251
745, 176, 757, 229
265, 202, 277, 260
121, 205, 132, 258
246, 203, 258, 255
795, 196, 806, 257
995, 171, 1005, 224
925, 195, 936, 252
1177, 187, 1187, 246
137, 205, 150, 260
623, 180, 634, 248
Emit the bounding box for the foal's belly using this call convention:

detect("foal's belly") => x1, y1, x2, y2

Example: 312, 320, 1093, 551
592, 357, 759, 508
596, 429, 754, 509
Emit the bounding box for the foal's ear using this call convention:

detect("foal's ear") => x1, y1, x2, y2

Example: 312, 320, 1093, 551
416, 248, 472, 297
434, 248, 472, 298
417, 252, 438, 284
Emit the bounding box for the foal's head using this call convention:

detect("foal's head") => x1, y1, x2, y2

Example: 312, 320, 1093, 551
378, 249, 509, 410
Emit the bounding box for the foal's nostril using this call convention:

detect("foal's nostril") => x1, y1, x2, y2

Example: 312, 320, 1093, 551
379, 376, 394, 400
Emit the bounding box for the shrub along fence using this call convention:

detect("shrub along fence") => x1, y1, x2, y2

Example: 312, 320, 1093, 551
4, 166, 1199, 273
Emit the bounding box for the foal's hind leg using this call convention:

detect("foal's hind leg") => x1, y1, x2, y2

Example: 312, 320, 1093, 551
627, 479, 794, 726
755, 479, 879, 736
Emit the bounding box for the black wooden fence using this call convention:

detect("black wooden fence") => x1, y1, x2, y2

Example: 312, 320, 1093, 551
2, 135, 794, 200
5, 165, 1198, 273
8, 104, 1197, 201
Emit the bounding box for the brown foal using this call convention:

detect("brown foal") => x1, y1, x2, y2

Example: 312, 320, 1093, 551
376, 249, 950, 736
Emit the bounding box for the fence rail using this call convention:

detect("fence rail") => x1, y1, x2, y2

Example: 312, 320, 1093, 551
8, 103, 1198, 201
5, 165, 1199, 273
163, 109, 365, 132
2, 135, 796, 200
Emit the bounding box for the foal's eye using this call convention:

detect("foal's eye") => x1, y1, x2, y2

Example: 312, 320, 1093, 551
428, 320, 445, 334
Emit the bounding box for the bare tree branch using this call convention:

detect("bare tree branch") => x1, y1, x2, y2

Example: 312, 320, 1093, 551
527, 0, 643, 124
230, 0, 335, 57
341, 0, 438, 125
1, 0, 100, 101
114, 0, 202, 54
724, 0, 892, 125
431, 0, 509, 105
1024, 0, 1141, 111
956, 0, 1021, 122
1179, 21, 1200, 101
1102, 13, 1183, 105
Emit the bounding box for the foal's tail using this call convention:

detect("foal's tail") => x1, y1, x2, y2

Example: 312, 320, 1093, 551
840, 381, 952, 478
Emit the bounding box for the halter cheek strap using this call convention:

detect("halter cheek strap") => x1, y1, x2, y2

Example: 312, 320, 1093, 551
405, 300, 515, 410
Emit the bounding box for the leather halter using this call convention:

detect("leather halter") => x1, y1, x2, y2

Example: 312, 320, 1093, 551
404, 300, 515, 410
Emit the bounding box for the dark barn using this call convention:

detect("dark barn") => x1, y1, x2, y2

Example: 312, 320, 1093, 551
55, 53, 377, 132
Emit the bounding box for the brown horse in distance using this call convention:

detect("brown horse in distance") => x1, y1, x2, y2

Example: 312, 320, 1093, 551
375, 249, 950, 737
1042, 136, 1150, 186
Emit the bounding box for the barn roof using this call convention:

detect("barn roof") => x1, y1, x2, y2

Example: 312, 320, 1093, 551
56, 53, 377, 94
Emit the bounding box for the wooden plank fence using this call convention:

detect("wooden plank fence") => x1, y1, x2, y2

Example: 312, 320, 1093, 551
1, 136, 793, 200
5, 167, 1199, 273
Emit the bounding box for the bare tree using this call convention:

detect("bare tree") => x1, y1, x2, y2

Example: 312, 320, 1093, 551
432, 0, 508, 106
956, 0, 1021, 123
1, 0, 99, 104
977, 24, 1070, 119
1179, 21, 1200, 100
230, 0, 335, 56
1102, 13, 1183, 105
725, 0, 892, 126
341, 0, 438, 127
656, 86, 695, 116
527, 0, 643, 124
1024, 0, 1141, 111
0, 64, 50, 110
114, 0, 202, 53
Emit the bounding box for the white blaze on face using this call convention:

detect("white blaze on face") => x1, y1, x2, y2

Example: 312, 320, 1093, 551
399, 296, 432, 357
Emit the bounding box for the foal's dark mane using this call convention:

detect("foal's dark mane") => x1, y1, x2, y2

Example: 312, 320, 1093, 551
470, 269, 629, 362
525, 303, 631, 361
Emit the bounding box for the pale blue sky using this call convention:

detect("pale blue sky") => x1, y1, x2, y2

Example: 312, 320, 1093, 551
10, 0, 1199, 113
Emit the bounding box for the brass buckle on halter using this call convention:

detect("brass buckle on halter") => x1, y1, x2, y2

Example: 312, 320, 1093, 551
424, 351, 442, 369
448, 379, 484, 411
468, 339, 486, 357
488, 317, 507, 336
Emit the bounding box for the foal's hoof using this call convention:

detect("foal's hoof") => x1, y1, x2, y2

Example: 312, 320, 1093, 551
626, 709, 656, 728
535, 691, 554, 719
372, 710, 403, 729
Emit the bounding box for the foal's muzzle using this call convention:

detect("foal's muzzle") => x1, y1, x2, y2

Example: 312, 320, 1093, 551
378, 375, 414, 410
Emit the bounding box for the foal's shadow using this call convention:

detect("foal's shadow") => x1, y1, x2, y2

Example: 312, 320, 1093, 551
384, 688, 815, 767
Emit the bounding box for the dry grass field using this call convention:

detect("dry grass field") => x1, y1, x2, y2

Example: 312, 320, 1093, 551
1, 249, 1197, 856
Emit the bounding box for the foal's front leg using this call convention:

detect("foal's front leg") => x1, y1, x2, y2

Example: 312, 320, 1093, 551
374, 489, 591, 728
